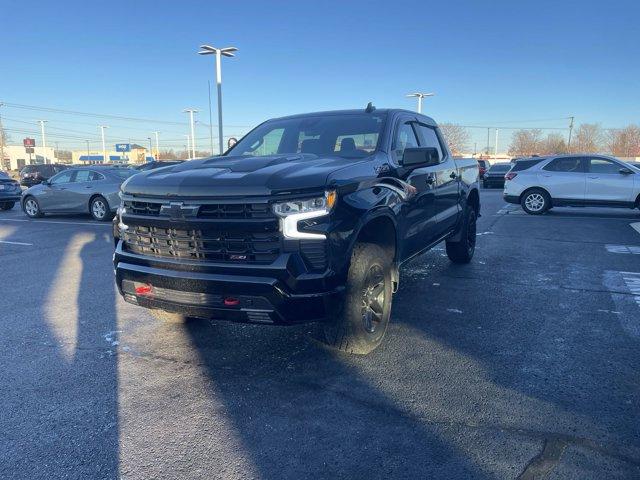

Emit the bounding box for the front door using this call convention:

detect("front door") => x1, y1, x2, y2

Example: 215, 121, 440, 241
41, 170, 76, 212
585, 157, 636, 204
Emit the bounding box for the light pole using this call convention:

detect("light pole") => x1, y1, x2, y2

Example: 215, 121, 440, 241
405, 92, 434, 114
183, 109, 198, 158
147, 137, 153, 162
99, 125, 108, 163
185, 134, 191, 159
86, 140, 90, 163
198, 44, 238, 155
494, 129, 499, 157
38, 120, 48, 163
153, 131, 160, 159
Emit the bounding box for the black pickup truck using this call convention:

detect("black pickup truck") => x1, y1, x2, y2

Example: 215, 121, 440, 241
113, 106, 480, 354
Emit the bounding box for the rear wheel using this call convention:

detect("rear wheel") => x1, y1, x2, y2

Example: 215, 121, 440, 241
521, 189, 550, 215
23, 197, 43, 218
323, 243, 393, 355
446, 205, 477, 264
90, 195, 112, 221
0, 202, 15, 211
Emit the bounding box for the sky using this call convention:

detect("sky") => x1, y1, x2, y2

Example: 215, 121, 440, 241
1, 0, 639, 153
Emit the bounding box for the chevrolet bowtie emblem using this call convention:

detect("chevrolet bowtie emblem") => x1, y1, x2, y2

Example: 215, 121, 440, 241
160, 202, 200, 220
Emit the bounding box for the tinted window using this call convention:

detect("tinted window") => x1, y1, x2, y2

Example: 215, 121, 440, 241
511, 159, 544, 172
394, 122, 419, 161
488, 164, 511, 172
73, 170, 92, 182
50, 171, 74, 184
415, 124, 443, 161
543, 157, 583, 172
110, 169, 135, 180
589, 158, 623, 174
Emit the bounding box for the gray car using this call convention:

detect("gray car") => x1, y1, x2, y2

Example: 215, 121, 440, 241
21, 166, 134, 221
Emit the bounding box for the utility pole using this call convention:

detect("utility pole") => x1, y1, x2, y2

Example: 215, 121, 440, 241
0, 103, 5, 169
198, 44, 238, 155
208, 80, 214, 154
183, 109, 198, 158
567, 116, 575, 152
185, 134, 191, 159
405, 92, 435, 114
86, 140, 90, 163
38, 120, 48, 164
486, 128, 490, 155
99, 125, 108, 163
153, 131, 160, 159
494, 129, 499, 157
147, 137, 153, 161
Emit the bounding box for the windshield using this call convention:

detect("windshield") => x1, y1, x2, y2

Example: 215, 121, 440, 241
229, 113, 386, 159
109, 169, 136, 179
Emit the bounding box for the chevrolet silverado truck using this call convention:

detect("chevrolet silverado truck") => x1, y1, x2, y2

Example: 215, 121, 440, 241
113, 106, 480, 354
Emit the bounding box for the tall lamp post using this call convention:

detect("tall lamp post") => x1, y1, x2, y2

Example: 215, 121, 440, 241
147, 137, 153, 162
38, 120, 48, 163
153, 131, 160, 159
183, 109, 198, 158
99, 125, 108, 163
184, 135, 192, 159
198, 44, 238, 155
405, 92, 434, 114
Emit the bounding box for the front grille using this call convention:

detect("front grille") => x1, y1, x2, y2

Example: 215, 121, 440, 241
123, 200, 274, 219
123, 225, 281, 263
300, 240, 327, 271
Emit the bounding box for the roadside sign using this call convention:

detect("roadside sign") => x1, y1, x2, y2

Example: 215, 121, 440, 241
23, 138, 36, 148
25, 147, 34, 154
115, 143, 131, 152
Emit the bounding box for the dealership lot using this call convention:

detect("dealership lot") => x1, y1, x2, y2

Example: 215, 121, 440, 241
1, 190, 639, 479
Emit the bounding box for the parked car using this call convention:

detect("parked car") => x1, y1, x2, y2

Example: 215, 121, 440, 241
477, 159, 490, 178
0, 171, 21, 210
112, 106, 480, 354
19, 163, 69, 187
133, 160, 184, 171
21, 166, 135, 221
503, 154, 640, 214
483, 163, 512, 188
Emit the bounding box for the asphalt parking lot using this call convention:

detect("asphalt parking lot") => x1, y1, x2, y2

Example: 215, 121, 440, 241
1, 189, 639, 479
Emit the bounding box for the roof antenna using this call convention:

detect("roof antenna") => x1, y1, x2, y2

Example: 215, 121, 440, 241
365, 102, 376, 113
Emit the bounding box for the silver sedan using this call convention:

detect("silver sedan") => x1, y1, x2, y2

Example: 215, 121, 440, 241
21, 166, 134, 221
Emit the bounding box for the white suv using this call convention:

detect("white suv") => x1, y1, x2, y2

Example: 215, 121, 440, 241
503, 155, 640, 214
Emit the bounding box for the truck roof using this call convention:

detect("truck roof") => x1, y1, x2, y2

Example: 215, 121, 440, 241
271, 108, 438, 127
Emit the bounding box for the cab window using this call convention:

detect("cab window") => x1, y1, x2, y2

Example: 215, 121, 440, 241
393, 122, 419, 162
415, 124, 444, 161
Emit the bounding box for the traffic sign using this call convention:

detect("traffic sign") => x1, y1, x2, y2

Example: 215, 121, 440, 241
115, 143, 131, 152
23, 138, 35, 148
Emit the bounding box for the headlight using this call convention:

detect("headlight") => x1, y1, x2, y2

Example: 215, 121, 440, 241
273, 191, 336, 239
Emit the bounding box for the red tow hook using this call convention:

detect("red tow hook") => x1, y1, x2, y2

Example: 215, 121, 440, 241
135, 284, 153, 296
224, 297, 240, 306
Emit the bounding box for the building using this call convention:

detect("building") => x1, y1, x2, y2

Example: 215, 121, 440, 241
71, 144, 152, 165
1, 145, 57, 171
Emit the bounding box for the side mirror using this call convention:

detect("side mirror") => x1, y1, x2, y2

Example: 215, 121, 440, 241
620, 168, 633, 175
401, 147, 440, 168
42, 179, 50, 186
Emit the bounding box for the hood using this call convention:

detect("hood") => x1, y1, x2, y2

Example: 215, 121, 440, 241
122, 154, 365, 198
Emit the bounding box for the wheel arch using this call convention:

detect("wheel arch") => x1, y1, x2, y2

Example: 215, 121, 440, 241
88, 193, 109, 213
520, 186, 552, 204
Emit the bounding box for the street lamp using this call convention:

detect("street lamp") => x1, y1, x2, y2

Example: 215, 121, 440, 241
99, 125, 108, 163
183, 109, 198, 158
198, 44, 238, 155
405, 92, 435, 114
38, 120, 48, 163
184, 134, 192, 159
147, 137, 153, 162
153, 131, 160, 159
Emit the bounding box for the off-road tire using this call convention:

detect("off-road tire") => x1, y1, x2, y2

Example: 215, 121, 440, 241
446, 205, 477, 264
323, 243, 393, 355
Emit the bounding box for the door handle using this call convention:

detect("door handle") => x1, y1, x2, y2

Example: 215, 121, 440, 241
588, 176, 599, 179
542, 174, 552, 177
449, 172, 457, 180
85, 185, 92, 189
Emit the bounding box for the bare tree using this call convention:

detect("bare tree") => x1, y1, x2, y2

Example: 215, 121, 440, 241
157, 149, 178, 160
438, 123, 471, 156
571, 123, 604, 153
508, 129, 543, 156
541, 133, 567, 155
606, 125, 640, 157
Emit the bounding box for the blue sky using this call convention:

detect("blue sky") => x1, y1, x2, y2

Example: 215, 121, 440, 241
1, 0, 639, 152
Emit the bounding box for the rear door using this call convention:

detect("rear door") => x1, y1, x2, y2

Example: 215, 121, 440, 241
585, 157, 636, 204
66, 170, 105, 211
415, 123, 459, 235
537, 157, 586, 202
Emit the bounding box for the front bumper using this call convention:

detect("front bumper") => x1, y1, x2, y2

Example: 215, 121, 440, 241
0, 193, 21, 202
113, 241, 345, 324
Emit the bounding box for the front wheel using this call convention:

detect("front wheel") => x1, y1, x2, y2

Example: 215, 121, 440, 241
23, 197, 43, 218
323, 243, 393, 355
446, 205, 477, 264
0, 202, 15, 211
521, 189, 550, 215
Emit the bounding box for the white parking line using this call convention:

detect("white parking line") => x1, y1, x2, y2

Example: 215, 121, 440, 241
605, 245, 640, 255
0, 240, 33, 246
0, 218, 110, 227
